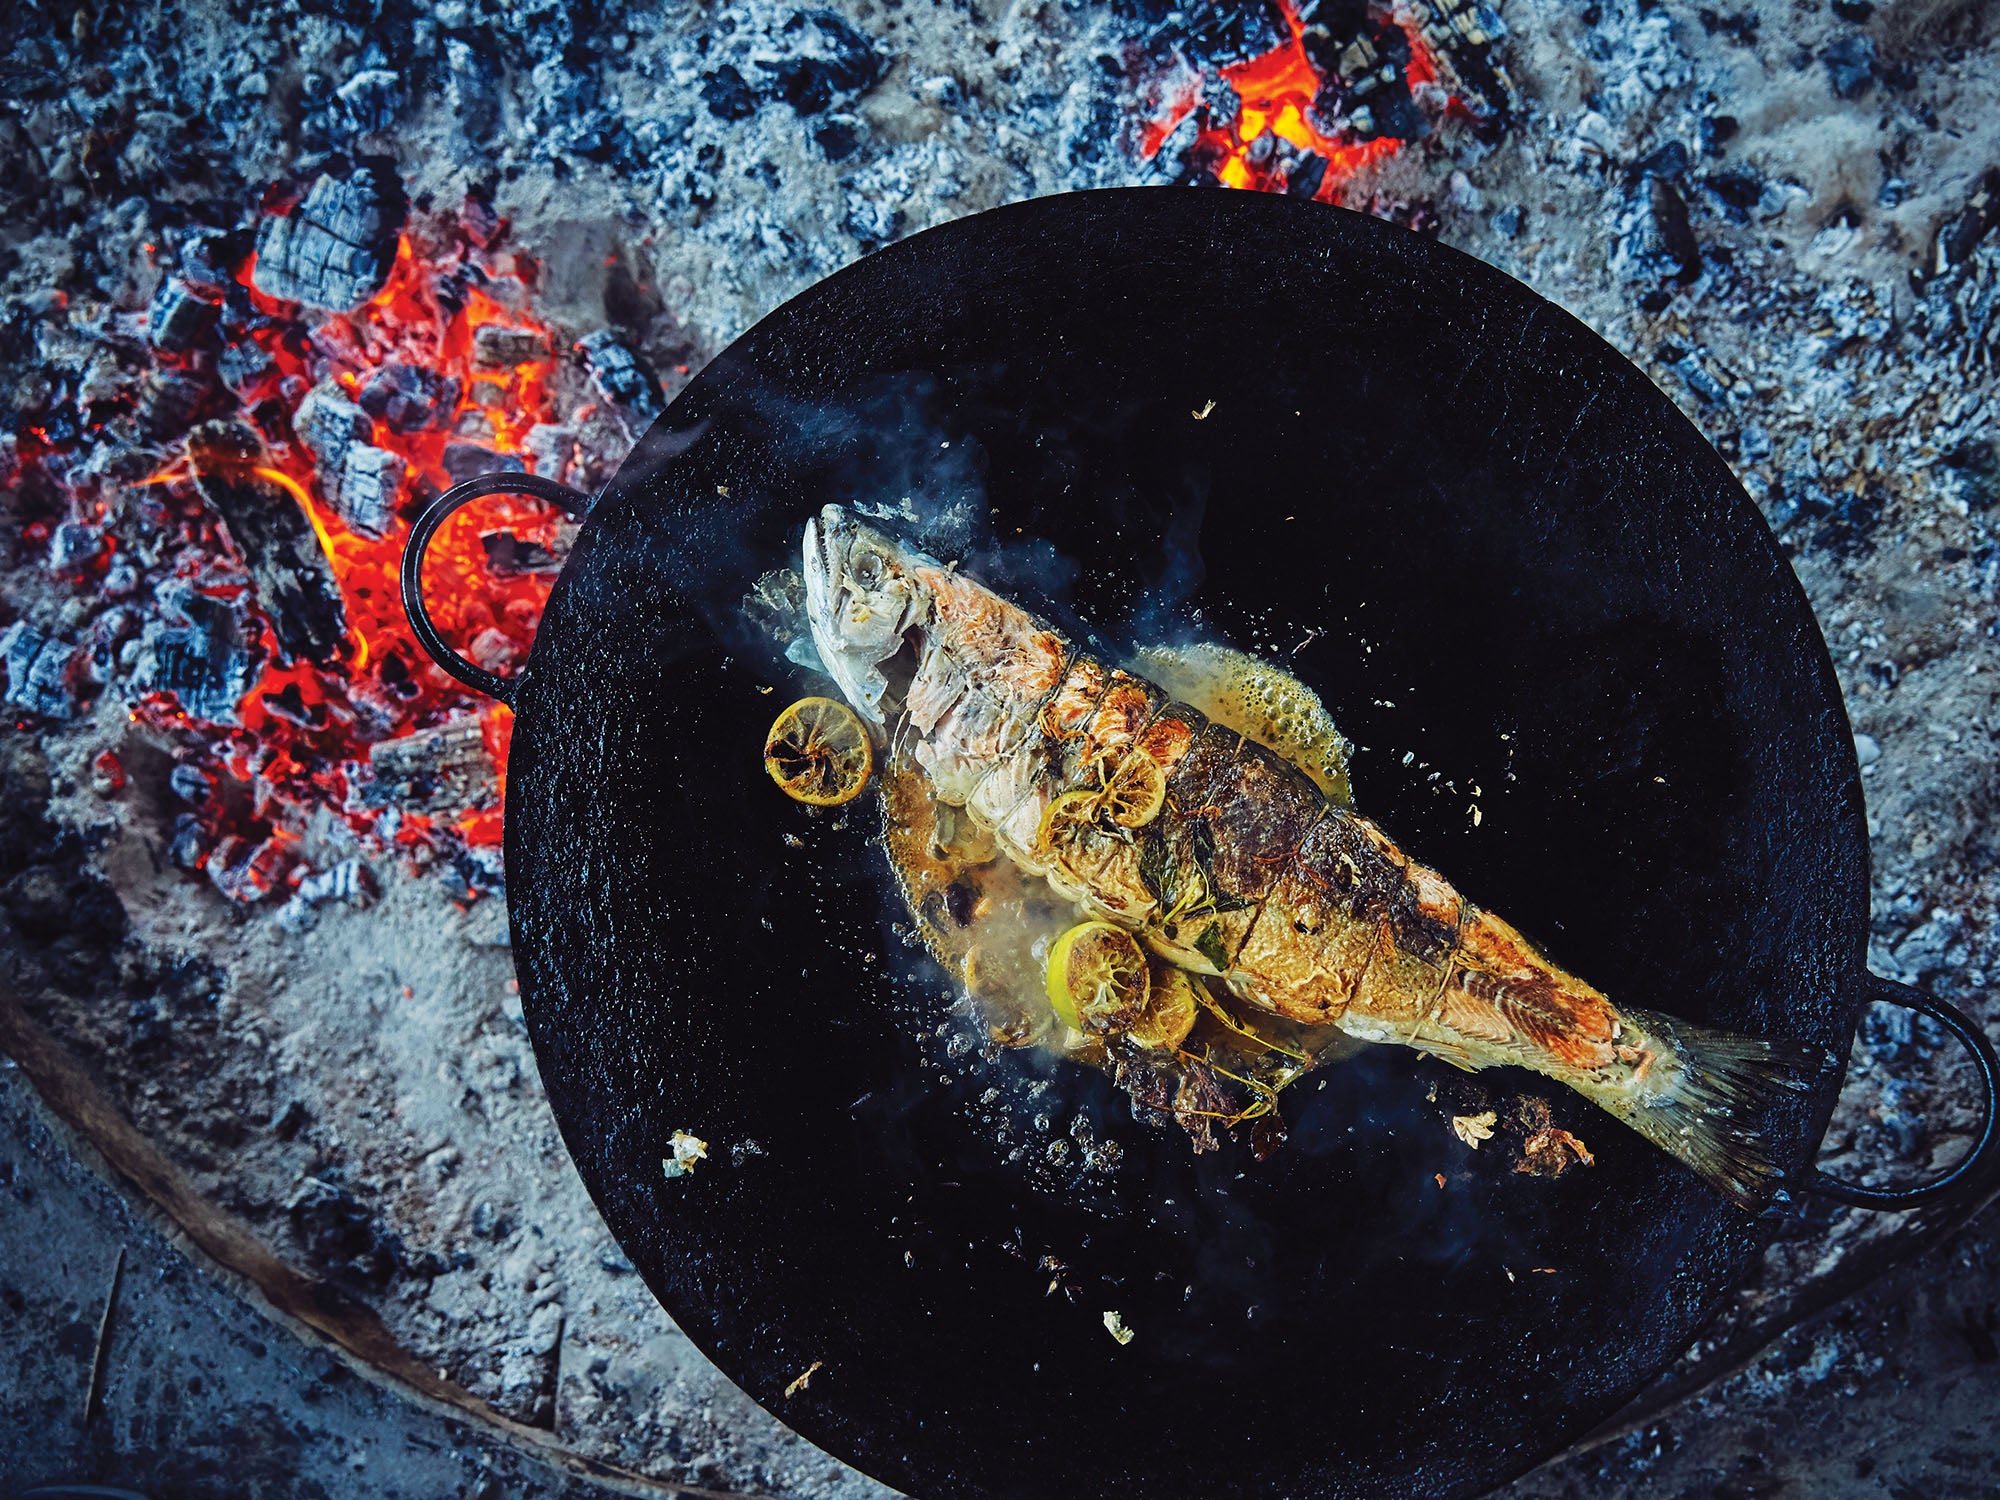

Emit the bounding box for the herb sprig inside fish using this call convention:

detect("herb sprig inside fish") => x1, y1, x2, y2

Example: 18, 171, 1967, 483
798, 504, 1814, 1208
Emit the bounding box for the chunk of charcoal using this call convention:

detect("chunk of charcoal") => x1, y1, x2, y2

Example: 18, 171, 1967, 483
522, 422, 575, 478
442, 441, 523, 482
472, 324, 545, 369
334, 444, 403, 539
218, 337, 277, 399
167, 814, 209, 871
147, 275, 217, 354
169, 763, 216, 805
251, 158, 407, 311
1822, 33, 1876, 98
701, 64, 758, 121
294, 858, 379, 908
178, 227, 252, 297
292, 379, 372, 509
135, 607, 255, 726
815, 117, 861, 161
286, 1178, 406, 1289
137, 366, 215, 439
187, 421, 348, 666
270, 1099, 311, 1139
48, 521, 105, 572
355, 362, 457, 432
481, 530, 563, 576
1, 622, 78, 719
576, 329, 663, 432
208, 833, 295, 903
368, 715, 495, 811
782, 10, 886, 94
336, 67, 400, 134
1934, 167, 2000, 275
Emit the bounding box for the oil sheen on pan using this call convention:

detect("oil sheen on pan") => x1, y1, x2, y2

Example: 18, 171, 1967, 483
748, 502, 1820, 1210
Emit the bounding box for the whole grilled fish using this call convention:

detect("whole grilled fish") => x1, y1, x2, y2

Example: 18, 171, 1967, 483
801, 504, 1811, 1207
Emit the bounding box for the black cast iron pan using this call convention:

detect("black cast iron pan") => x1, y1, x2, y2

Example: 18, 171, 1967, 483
401, 190, 2000, 1499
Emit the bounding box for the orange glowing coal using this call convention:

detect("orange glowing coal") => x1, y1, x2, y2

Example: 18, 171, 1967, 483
1144, 0, 1444, 203
143, 230, 575, 863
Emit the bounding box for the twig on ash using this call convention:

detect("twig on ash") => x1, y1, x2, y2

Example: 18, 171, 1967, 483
84, 1245, 126, 1427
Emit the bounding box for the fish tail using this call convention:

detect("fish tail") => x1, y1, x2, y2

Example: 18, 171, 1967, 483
1573, 1007, 1820, 1209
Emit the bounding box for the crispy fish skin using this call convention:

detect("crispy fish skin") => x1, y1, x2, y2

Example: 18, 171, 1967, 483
803, 505, 1812, 1207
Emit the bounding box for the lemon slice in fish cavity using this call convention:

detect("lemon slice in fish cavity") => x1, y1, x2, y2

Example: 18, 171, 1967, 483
1045, 921, 1150, 1034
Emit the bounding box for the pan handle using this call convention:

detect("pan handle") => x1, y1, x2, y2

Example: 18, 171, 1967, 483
1801, 977, 2000, 1210
399, 471, 592, 708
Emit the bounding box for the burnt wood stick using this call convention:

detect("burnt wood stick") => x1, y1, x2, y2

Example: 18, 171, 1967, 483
187, 421, 349, 665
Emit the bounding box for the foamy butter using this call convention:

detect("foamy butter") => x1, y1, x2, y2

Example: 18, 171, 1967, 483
1131, 642, 1353, 805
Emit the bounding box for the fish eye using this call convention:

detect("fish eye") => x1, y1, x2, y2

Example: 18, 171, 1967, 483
853, 552, 883, 586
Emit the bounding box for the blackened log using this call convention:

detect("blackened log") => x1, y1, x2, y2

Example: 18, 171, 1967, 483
362, 715, 495, 812
187, 421, 348, 665
251, 159, 407, 311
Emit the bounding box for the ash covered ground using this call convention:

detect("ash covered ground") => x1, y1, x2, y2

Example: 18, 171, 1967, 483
2, 0, 1999, 1494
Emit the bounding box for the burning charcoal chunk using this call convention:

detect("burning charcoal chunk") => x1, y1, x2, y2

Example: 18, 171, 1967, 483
472, 324, 545, 369
218, 336, 277, 399
0, 622, 80, 719
482, 530, 564, 577
170, 763, 217, 806
336, 67, 401, 134
294, 858, 380, 909
467, 627, 518, 674
294, 380, 372, 459
576, 329, 664, 434
48, 521, 105, 572
1934, 168, 2000, 276
368, 716, 496, 811
523, 422, 575, 478
356, 362, 458, 432
177, 228, 251, 297
137, 366, 215, 439
335, 445, 403, 540
443, 441, 523, 483
1822, 33, 1876, 98
702, 64, 759, 121
147, 275, 217, 354
135, 610, 255, 727
207, 833, 296, 903
251, 159, 407, 311
187, 421, 348, 666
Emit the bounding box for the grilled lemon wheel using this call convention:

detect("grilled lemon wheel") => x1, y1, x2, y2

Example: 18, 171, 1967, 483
1045, 921, 1150, 1034
1128, 962, 1200, 1051
764, 697, 874, 806
1100, 752, 1167, 828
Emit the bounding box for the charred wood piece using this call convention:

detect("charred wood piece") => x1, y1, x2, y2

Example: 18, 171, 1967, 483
147, 276, 218, 355
137, 366, 216, 440
0, 622, 83, 719
481, 530, 565, 577
336, 68, 401, 135
294, 381, 403, 538
130, 586, 255, 725
188, 421, 348, 665
576, 329, 664, 434
472, 324, 546, 369
443, 441, 522, 483
356, 362, 458, 433
362, 716, 496, 812
251, 160, 407, 311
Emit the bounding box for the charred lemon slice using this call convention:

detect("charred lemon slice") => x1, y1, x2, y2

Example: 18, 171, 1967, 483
1045, 921, 1150, 1034
764, 697, 873, 806
1128, 963, 1200, 1051
1100, 752, 1167, 828
1034, 789, 1102, 869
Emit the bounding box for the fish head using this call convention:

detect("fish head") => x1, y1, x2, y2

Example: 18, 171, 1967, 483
802, 504, 931, 726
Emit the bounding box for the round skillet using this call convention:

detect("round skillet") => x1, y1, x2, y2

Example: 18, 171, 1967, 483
403, 189, 2000, 1499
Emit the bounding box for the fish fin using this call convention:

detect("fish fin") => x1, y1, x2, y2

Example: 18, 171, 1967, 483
1581, 1008, 1819, 1210
1132, 642, 1352, 804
